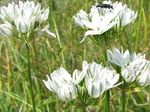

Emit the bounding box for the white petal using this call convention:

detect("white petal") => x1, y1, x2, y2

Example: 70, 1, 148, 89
40, 24, 56, 37
80, 30, 100, 43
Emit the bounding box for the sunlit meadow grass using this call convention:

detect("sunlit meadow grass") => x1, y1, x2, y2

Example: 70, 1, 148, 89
0, 0, 150, 112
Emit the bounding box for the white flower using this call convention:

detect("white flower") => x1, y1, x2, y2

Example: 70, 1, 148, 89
17, 1, 41, 20
0, 21, 12, 37
0, 2, 18, 21
121, 53, 146, 83
73, 0, 137, 42
72, 61, 87, 84
98, 0, 137, 28
84, 61, 119, 98
107, 48, 131, 68
14, 15, 36, 35
117, 5, 137, 27
43, 67, 77, 102
137, 61, 150, 86
0, 1, 55, 38
14, 16, 29, 33
73, 2, 120, 42
38, 8, 49, 23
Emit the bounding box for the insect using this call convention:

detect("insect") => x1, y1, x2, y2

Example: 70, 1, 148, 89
96, 3, 113, 9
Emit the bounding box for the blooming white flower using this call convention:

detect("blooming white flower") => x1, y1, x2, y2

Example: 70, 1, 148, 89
0, 1, 55, 38
73, 0, 137, 42
84, 61, 119, 98
0, 2, 18, 22
117, 5, 137, 28
96, 0, 137, 28
43, 66, 86, 102
107, 48, 131, 68
137, 61, 150, 86
38, 8, 50, 23
107, 48, 147, 84
0, 21, 12, 37
73, 6, 118, 42
121, 53, 146, 83
14, 16, 35, 34
72, 61, 87, 84
43, 67, 77, 102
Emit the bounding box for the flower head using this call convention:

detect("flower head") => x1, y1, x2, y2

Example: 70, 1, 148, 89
73, 4, 118, 42
73, 0, 137, 42
107, 48, 147, 84
43, 67, 77, 102
84, 61, 119, 98
107, 48, 131, 68
43, 66, 85, 102
136, 61, 150, 86
117, 5, 137, 28
121, 54, 146, 83
0, 1, 55, 38
0, 21, 12, 37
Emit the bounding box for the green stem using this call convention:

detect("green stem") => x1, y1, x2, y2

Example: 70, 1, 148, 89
124, 30, 131, 52
122, 81, 126, 112
104, 90, 110, 112
33, 37, 44, 111
53, 19, 66, 68
149, 93, 150, 111
104, 32, 110, 112
76, 87, 86, 112
135, 0, 143, 52
25, 42, 36, 112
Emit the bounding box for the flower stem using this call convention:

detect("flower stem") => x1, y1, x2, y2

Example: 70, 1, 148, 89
105, 90, 110, 112
122, 81, 126, 112
25, 42, 36, 112
104, 32, 110, 112
76, 87, 86, 112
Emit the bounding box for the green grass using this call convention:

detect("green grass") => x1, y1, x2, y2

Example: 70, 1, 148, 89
0, 0, 150, 111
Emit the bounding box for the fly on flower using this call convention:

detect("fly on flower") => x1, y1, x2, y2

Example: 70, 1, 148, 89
96, 3, 113, 9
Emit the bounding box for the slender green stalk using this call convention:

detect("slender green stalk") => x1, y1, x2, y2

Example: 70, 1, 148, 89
135, 0, 143, 51
25, 42, 36, 112
104, 90, 110, 112
124, 30, 131, 52
122, 81, 126, 112
53, 19, 66, 68
104, 32, 110, 112
76, 87, 86, 112
33, 36, 44, 111
149, 93, 150, 111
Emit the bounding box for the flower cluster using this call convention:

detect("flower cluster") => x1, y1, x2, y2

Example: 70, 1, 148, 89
43, 63, 85, 102
43, 61, 119, 101
73, 0, 137, 42
107, 48, 150, 86
43, 48, 150, 102
0, 1, 55, 38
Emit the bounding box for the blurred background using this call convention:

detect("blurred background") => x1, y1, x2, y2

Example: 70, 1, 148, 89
0, 0, 150, 111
